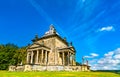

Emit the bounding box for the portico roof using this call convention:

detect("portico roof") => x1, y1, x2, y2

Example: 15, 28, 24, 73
27, 42, 50, 51
58, 46, 76, 53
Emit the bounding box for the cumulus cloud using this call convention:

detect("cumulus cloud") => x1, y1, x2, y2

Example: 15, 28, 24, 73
91, 53, 99, 57
114, 54, 120, 59
99, 26, 114, 32
90, 48, 120, 70
84, 53, 99, 58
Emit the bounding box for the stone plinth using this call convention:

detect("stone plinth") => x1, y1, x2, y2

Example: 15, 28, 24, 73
24, 65, 32, 71
9, 66, 16, 71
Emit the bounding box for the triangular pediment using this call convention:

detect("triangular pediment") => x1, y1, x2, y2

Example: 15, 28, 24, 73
28, 43, 41, 48
27, 42, 50, 51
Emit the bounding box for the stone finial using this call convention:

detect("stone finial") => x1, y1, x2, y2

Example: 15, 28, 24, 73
69, 42, 72, 46
35, 34, 38, 40
45, 24, 56, 35
28, 43, 30, 46
63, 37, 66, 41
50, 24, 54, 30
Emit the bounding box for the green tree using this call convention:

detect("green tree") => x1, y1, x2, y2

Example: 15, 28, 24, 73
14, 47, 27, 65
0, 43, 18, 70
0, 43, 28, 70
76, 62, 82, 66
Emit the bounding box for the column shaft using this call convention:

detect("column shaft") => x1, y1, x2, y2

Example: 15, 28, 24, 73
41, 50, 43, 64
31, 51, 33, 64
36, 50, 39, 64
70, 53, 71, 65
62, 52, 64, 65
58, 52, 59, 64
68, 52, 70, 65
26, 51, 29, 64
45, 51, 47, 64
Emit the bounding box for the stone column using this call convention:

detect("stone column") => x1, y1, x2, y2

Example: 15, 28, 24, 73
41, 49, 44, 64
36, 50, 39, 64
69, 52, 71, 65
58, 52, 59, 65
62, 52, 64, 65
45, 51, 47, 65
73, 54, 76, 65
68, 52, 70, 65
31, 51, 33, 64
26, 51, 29, 64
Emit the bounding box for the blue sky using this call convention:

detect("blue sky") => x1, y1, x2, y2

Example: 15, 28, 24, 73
0, 0, 120, 70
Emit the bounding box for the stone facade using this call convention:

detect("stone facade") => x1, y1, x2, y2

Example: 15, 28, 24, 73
9, 24, 90, 71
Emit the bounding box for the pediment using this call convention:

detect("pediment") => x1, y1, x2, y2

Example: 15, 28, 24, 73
28, 43, 41, 48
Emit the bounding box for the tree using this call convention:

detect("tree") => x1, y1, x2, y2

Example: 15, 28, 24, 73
76, 62, 82, 66
0, 43, 27, 70
0, 43, 18, 70
14, 47, 27, 65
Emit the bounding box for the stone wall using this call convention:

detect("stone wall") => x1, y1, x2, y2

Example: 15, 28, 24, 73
9, 65, 24, 71
55, 37, 68, 48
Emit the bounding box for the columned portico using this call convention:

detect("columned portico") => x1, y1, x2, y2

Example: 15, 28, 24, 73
27, 48, 76, 66
27, 48, 50, 65
58, 47, 76, 66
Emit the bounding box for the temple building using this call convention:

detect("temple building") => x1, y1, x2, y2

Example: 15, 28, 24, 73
26, 25, 76, 66
9, 24, 90, 71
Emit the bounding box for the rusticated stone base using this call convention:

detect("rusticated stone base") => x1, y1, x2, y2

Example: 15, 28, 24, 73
9, 65, 90, 72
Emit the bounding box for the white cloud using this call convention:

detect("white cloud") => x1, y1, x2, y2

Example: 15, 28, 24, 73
114, 54, 120, 59
90, 48, 120, 70
84, 53, 99, 58
91, 53, 99, 57
114, 48, 120, 54
84, 56, 91, 58
104, 51, 114, 57
99, 26, 114, 32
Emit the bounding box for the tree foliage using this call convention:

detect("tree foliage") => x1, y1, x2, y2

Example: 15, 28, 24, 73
0, 43, 27, 70
76, 62, 82, 66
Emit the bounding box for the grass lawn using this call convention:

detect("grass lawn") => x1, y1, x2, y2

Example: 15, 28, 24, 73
0, 71, 120, 77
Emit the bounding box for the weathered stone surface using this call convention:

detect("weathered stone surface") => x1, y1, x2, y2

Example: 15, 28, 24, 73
9, 65, 90, 71
24, 65, 32, 71
9, 66, 16, 71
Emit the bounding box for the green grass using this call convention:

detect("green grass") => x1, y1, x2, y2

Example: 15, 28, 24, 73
0, 71, 120, 77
